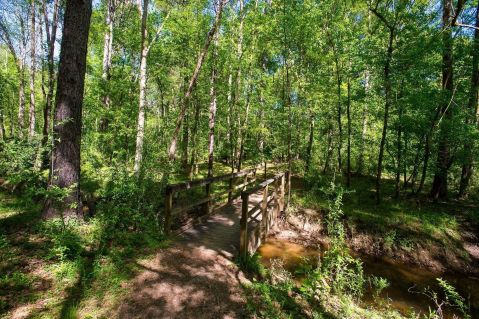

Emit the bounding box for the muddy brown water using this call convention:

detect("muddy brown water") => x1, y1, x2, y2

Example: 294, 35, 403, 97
258, 238, 479, 319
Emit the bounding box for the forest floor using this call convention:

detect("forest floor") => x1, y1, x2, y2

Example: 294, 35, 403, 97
292, 174, 479, 275
1, 173, 478, 318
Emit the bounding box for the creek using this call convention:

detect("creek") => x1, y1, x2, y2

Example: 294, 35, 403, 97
258, 238, 479, 319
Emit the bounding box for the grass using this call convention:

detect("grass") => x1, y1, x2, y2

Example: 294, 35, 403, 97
0, 190, 169, 319
293, 174, 478, 258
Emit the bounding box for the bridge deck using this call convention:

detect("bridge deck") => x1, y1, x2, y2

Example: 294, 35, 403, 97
118, 192, 264, 319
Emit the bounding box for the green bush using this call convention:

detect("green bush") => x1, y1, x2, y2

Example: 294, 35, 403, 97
0, 139, 46, 195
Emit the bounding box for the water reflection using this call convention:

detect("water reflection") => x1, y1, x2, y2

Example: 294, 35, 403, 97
258, 238, 479, 319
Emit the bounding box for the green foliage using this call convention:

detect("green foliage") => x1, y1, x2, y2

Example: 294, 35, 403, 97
236, 253, 267, 277
40, 219, 84, 261
0, 139, 46, 194
437, 278, 470, 319
0, 271, 31, 291
369, 276, 389, 298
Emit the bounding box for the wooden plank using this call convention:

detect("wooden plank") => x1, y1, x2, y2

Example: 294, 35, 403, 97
164, 187, 173, 235
168, 168, 255, 192
240, 192, 249, 258
261, 184, 269, 242
243, 172, 285, 195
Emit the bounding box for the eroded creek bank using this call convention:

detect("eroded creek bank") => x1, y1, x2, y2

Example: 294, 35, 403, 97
258, 209, 479, 318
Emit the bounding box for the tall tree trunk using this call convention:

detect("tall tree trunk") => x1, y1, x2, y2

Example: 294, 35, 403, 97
41, 0, 60, 150
18, 63, 26, 137
346, 73, 352, 187
43, 0, 92, 219
28, 0, 36, 139
0, 108, 5, 140
207, 30, 219, 177
100, 0, 115, 130
430, 0, 455, 200
375, 28, 394, 204
305, 110, 314, 173
189, 98, 200, 179
334, 57, 343, 172
458, 0, 479, 197
395, 103, 403, 198
167, 0, 226, 160
133, 0, 149, 176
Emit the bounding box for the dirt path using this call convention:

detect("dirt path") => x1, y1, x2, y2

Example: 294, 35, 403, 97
117, 194, 263, 319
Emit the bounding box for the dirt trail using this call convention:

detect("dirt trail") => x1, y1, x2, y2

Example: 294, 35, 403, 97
118, 195, 263, 319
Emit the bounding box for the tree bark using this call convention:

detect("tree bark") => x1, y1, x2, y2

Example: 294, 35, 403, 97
41, 0, 60, 150
430, 0, 456, 200
305, 110, 314, 173
334, 56, 343, 172
375, 28, 394, 204
133, 0, 149, 176
458, 0, 479, 197
346, 72, 351, 187
43, 0, 92, 219
100, 0, 115, 130
207, 29, 219, 177
28, 0, 36, 138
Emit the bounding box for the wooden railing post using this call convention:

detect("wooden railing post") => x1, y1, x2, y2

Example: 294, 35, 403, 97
164, 186, 173, 235
240, 192, 249, 258
261, 184, 269, 242
273, 178, 279, 225
243, 173, 248, 192
285, 171, 290, 209
205, 182, 211, 214
228, 175, 233, 202
279, 173, 285, 213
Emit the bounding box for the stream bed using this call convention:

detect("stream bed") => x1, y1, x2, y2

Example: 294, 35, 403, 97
258, 238, 479, 319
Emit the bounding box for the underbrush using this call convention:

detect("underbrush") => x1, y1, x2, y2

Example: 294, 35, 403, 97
294, 170, 479, 274
0, 150, 169, 318
241, 181, 472, 319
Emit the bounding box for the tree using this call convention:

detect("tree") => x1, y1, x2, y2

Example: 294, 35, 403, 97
41, 0, 60, 150
28, 0, 36, 138
43, 0, 92, 219
370, 1, 398, 203
429, 0, 464, 200
458, 0, 479, 197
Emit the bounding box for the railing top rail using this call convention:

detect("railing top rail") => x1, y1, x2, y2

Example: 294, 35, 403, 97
166, 168, 256, 193
242, 172, 286, 197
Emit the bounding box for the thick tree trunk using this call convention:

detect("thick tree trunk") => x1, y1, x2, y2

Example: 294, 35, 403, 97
430, 0, 457, 200
375, 29, 394, 203
28, 0, 36, 138
458, 0, 479, 197
43, 0, 92, 219
133, 0, 149, 176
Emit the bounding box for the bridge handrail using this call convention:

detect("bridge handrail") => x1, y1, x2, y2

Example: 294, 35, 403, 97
164, 167, 258, 235
239, 171, 289, 257
166, 168, 256, 192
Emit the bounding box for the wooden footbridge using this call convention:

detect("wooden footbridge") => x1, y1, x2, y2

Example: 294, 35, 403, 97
163, 167, 290, 257
120, 167, 290, 317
